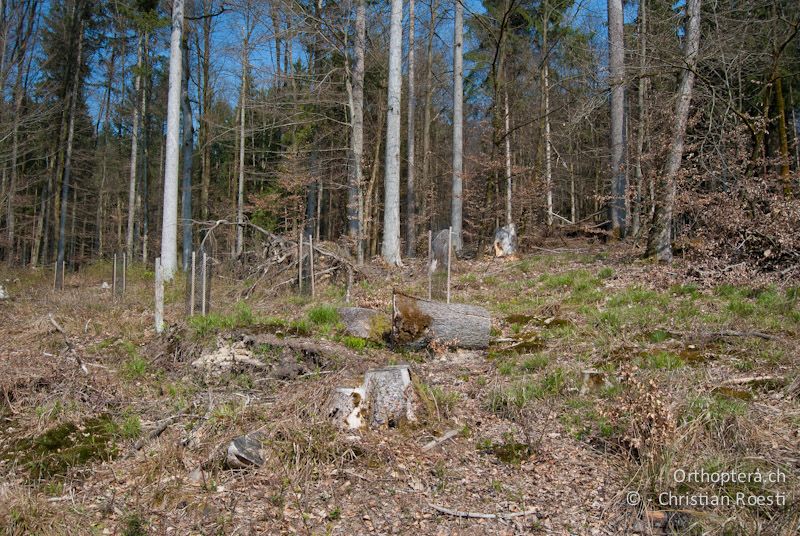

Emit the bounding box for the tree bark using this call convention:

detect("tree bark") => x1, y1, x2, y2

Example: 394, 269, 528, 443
421, 0, 437, 232
236, 17, 249, 258
645, 0, 701, 262
181, 31, 194, 271
405, 0, 417, 257
451, 0, 464, 252
55, 20, 84, 289
382, 0, 403, 265
126, 35, 143, 260
608, 0, 626, 238
504, 85, 513, 226
632, 0, 647, 237
160, 0, 185, 280
200, 0, 212, 221
346, 0, 366, 263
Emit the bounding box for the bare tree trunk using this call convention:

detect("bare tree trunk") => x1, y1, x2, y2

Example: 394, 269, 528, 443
775, 77, 791, 195
632, 0, 647, 237
55, 21, 84, 289
181, 31, 193, 271
608, 0, 626, 238
346, 0, 366, 263
451, 0, 463, 252
405, 0, 417, 257
200, 0, 212, 221
382, 0, 403, 265
160, 0, 184, 280
236, 16, 249, 258
538, 0, 553, 227
504, 85, 513, 226
645, 0, 701, 262
421, 0, 437, 232
126, 35, 143, 260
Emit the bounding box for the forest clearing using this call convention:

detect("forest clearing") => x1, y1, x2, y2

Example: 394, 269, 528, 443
1, 242, 798, 534
1, 0, 799, 533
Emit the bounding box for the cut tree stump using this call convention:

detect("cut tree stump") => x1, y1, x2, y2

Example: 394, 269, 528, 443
493, 224, 517, 257
364, 365, 416, 427
338, 307, 381, 339
392, 292, 491, 350
326, 364, 416, 429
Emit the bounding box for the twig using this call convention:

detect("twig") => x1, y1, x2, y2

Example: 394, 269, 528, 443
429, 503, 537, 520
131, 414, 183, 452
422, 428, 460, 452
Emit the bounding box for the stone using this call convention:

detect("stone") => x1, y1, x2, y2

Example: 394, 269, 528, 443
225, 434, 265, 469
0, 285, 8, 300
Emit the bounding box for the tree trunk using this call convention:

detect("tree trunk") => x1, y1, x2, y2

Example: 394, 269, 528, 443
608, 0, 626, 238
645, 0, 701, 262
392, 292, 491, 350
126, 35, 143, 260
160, 0, 184, 281
775, 76, 791, 195
200, 1, 212, 221
181, 32, 194, 271
381, 0, 403, 265
55, 21, 84, 289
421, 0, 437, 232
451, 0, 464, 252
405, 0, 417, 257
632, 0, 647, 237
236, 18, 249, 258
347, 0, 366, 263
542, 1, 553, 227
504, 86, 513, 226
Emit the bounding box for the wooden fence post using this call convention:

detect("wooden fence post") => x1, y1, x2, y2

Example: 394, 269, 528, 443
155, 257, 164, 334
112, 253, 117, 297
446, 227, 452, 304
309, 233, 315, 298
189, 251, 196, 315
427, 229, 433, 300
201, 251, 208, 316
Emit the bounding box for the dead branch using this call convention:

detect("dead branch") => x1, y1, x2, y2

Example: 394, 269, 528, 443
422, 428, 460, 452
429, 503, 538, 520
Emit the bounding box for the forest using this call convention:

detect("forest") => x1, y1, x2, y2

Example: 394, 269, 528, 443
0, 0, 798, 534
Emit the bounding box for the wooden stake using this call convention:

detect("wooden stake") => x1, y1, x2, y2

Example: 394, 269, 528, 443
190, 251, 196, 315
122, 253, 127, 294
298, 229, 303, 293
346, 265, 353, 304
53, 261, 58, 291
427, 229, 432, 300
446, 227, 452, 304
309, 233, 316, 298
62, 261, 66, 289
201, 252, 207, 315
155, 257, 164, 334
112, 253, 117, 297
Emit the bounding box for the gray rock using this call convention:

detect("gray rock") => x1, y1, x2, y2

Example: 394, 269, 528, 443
225, 434, 265, 469
0, 285, 8, 300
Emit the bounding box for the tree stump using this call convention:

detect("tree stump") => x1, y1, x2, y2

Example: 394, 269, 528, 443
493, 224, 517, 257
392, 292, 490, 350
363, 364, 416, 427
326, 364, 417, 429
338, 307, 381, 339
326, 387, 366, 429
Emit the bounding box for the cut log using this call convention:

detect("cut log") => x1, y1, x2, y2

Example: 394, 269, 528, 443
363, 364, 416, 427
430, 229, 450, 273
338, 307, 383, 339
493, 223, 517, 257
392, 292, 491, 350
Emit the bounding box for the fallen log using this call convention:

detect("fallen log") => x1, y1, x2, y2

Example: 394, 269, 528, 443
391, 292, 491, 350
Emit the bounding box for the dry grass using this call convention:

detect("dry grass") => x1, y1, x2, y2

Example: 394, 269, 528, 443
0, 244, 798, 534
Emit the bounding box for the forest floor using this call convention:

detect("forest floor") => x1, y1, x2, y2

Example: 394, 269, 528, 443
1, 241, 799, 535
